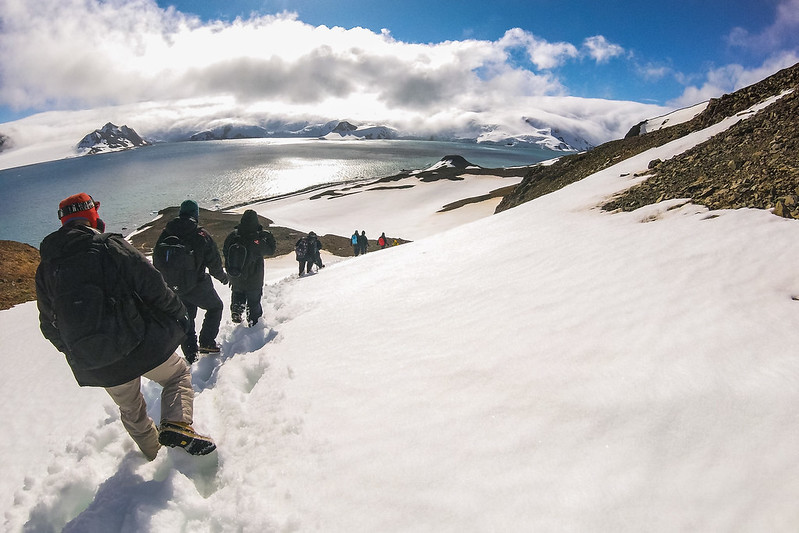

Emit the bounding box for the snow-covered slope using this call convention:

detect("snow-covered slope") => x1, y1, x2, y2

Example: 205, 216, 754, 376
626, 101, 709, 137
1, 92, 798, 532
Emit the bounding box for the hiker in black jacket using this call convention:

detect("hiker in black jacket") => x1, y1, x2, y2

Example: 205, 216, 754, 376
223, 209, 276, 327
310, 232, 325, 270
154, 200, 228, 362
358, 230, 368, 255
36, 193, 215, 460
296, 231, 322, 276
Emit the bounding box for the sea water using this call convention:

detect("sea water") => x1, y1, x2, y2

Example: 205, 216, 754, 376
0, 138, 556, 246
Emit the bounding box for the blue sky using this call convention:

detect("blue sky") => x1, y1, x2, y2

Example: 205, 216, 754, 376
0, 0, 797, 144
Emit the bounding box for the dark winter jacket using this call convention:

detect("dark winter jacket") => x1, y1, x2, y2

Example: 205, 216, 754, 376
299, 235, 322, 262
155, 216, 227, 287
357, 232, 368, 253
223, 212, 276, 292
36, 224, 187, 387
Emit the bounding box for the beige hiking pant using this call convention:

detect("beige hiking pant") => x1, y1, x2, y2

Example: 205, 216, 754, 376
105, 352, 194, 460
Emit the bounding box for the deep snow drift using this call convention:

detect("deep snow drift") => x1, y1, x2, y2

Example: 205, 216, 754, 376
1, 94, 798, 532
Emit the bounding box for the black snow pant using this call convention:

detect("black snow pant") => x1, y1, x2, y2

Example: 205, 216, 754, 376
231, 288, 263, 325
298, 260, 313, 275
179, 276, 223, 355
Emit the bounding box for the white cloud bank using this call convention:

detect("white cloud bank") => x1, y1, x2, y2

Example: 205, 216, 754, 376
0, 0, 625, 114
0, 0, 664, 163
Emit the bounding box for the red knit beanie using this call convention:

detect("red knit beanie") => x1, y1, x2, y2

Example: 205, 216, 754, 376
58, 193, 100, 228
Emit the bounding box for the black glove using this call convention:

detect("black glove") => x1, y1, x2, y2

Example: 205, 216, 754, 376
177, 313, 192, 334
219, 273, 230, 286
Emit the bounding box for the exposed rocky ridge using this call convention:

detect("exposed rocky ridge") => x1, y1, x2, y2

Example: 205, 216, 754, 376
77, 122, 149, 155
332, 121, 357, 133
603, 88, 799, 212
497, 62, 799, 214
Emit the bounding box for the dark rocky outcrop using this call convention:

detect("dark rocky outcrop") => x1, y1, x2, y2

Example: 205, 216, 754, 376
332, 121, 358, 134
439, 155, 474, 168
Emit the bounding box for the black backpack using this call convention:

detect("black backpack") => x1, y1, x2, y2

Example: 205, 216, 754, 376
51, 235, 146, 370
225, 235, 250, 278
295, 237, 310, 261
153, 234, 197, 294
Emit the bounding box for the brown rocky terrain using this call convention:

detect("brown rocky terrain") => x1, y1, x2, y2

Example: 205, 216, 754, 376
0, 240, 40, 310
602, 86, 798, 212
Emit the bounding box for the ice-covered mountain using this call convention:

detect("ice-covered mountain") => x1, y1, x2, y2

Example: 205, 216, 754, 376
321, 121, 397, 140
188, 120, 398, 142
76, 122, 149, 155
189, 124, 270, 141
182, 118, 584, 150
473, 118, 594, 152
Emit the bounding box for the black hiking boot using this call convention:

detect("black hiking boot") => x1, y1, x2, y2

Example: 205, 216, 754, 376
198, 341, 221, 354
185, 351, 198, 364
158, 422, 216, 456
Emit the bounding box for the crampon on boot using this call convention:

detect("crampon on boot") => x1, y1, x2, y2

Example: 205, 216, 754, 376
158, 421, 216, 456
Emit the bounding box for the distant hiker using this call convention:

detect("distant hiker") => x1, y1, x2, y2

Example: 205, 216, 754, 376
153, 200, 228, 363
378, 232, 388, 249
296, 231, 322, 276
358, 230, 368, 255
223, 209, 276, 327
36, 193, 215, 460
351, 230, 360, 256
310, 232, 325, 270
392, 239, 399, 247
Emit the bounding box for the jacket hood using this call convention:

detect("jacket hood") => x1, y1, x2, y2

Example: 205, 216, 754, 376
239, 209, 261, 234
165, 216, 199, 238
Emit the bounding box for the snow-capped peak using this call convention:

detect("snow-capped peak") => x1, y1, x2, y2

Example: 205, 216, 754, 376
76, 122, 149, 155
